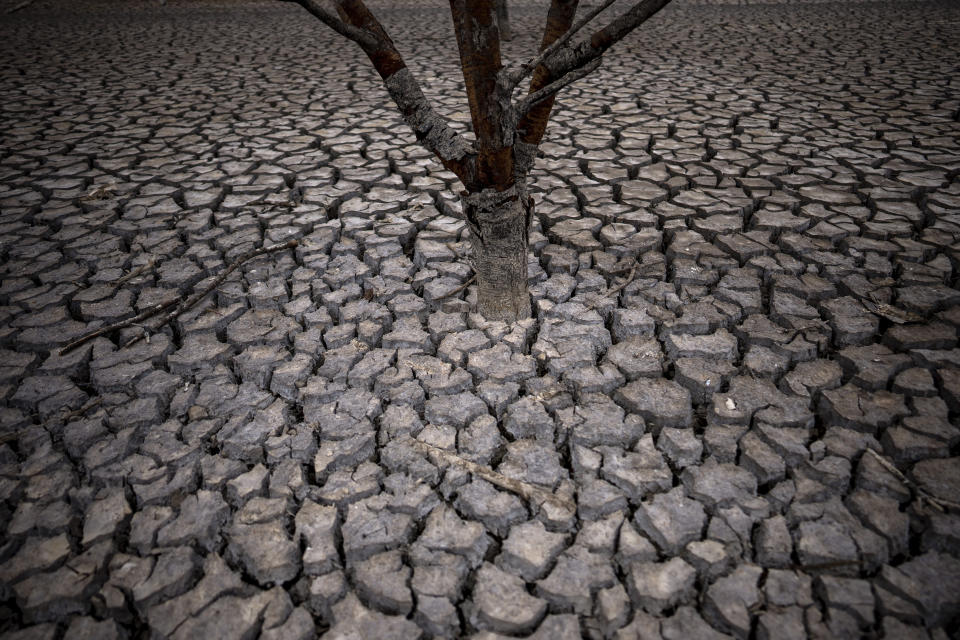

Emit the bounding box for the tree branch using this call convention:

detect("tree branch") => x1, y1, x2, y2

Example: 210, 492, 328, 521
412, 439, 575, 511
495, 0, 512, 42
291, 0, 378, 49
515, 57, 601, 118
433, 274, 476, 301
6, 0, 39, 14
287, 0, 479, 188
513, 0, 671, 181
505, 0, 616, 91
543, 0, 673, 79
513, 0, 579, 164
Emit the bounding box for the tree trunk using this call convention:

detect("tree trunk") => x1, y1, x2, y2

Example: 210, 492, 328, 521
462, 188, 531, 322
496, 0, 512, 41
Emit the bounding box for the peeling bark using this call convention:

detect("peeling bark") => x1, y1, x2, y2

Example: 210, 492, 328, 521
513, 140, 538, 186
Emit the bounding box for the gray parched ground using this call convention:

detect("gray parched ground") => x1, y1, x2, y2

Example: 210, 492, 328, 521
1, 0, 960, 638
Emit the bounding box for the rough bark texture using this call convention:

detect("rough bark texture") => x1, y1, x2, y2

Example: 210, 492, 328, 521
463, 189, 531, 322
383, 68, 478, 188
306, 0, 479, 187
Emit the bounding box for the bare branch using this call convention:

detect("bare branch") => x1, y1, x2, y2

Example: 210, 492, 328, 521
586, 258, 639, 309
511, 0, 670, 185
433, 274, 476, 301
114, 257, 157, 289
544, 0, 673, 78
383, 68, 478, 184
513, 0, 578, 168
506, 0, 616, 90
515, 57, 601, 118
495, 0, 512, 42
513, 0, 670, 177
291, 0, 378, 48
288, 0, 479, 187
864, 448, 960, 513
61, 239, 299, 355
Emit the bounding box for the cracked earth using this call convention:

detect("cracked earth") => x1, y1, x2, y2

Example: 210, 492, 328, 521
1, 0, 960, 638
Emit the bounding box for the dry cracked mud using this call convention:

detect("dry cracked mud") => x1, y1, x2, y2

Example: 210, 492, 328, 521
1, 0, 959, 638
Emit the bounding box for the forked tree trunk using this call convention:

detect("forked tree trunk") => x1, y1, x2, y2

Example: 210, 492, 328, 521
287, 0, 674, 322
463, 187, 531, 321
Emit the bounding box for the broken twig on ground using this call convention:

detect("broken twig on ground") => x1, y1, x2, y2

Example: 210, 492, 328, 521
587, 260, 638, 309
433, 274, 477, 301
6, 0, 38, 14
603, 261, 639, 298
412, 439, 575, 512
124, 238, 300, 349
864, 293, 924, 324
60, 239, 298, 355
79, 183, 118, 200
58, 396, 102, 422
865, 448, 959, 512
114, 258, 157, 288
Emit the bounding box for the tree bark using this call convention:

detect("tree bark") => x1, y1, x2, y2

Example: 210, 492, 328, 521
518, 0, 579, 151
449, 0, 512, 188
462, 188, 531, 322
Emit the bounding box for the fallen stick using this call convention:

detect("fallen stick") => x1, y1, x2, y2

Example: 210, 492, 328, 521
125, 238, 300, 349
412, 439, 575, 512
865, 448, 959, 512
606, 262, 638, 276
122, 324, 154, 349
444, 241, 463, 258
115, 258, 157, 288
60, 239, 298, 355
433, 274, 476, 302
864, 294, 924, 324
603, 261, 638, 299
6, 0, 38, 14
587, 261, 638, 309
56, 396, 103, 423
41, 397, 104, 431
79, 182, 118, 201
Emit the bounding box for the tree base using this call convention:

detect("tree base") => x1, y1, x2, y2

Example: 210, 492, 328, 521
462, 190, 531, 323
